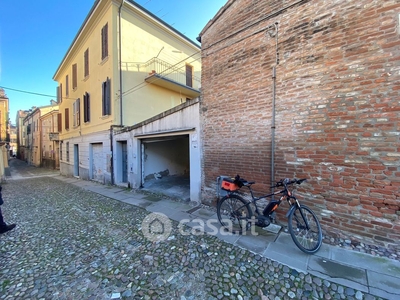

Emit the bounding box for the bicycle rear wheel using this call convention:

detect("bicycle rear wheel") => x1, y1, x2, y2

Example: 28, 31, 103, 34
217, 194, 252, 234
288, 204, 322, 254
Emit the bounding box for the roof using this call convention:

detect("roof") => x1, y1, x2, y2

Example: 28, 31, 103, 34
53, 0, 200, 79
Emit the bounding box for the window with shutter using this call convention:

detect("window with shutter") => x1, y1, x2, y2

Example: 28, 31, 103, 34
73, 102, 76, 127
102, 78, 111, 116
76, 98, 80, 126
101, 23, 108, 60
84, 92, 90, 122
66, 75, 69, 97
66, 142, 70, 162
186, 65, 193, 87
65, 108, 69, 130
58, 113, 62, 132
57, 85, 62, 103
72, 64, 77, 89
84, 49, 89, 77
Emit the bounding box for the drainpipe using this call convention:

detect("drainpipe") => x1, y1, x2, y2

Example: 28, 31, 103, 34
118, 0, 125, 126
268, 22, 279, 193
110, 125, 114, 185
271, 66, 276, 187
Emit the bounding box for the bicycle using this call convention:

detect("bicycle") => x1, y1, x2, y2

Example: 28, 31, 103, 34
216, 175, 322, 254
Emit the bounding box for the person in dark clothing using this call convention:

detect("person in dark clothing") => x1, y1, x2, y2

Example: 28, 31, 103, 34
0, 185, 16, 234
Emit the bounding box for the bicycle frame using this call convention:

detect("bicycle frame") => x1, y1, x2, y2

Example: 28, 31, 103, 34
218, 176, 322, 254
238, 183, 298, 217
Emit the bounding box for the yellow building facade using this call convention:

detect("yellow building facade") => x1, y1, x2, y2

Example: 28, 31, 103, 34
23, 105, 59, 166
40, 110, 60, 169
53, 0, 201, 185
0, 88, 9, 144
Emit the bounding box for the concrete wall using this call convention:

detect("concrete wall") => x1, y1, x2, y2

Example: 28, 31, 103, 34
114, 99, 201, 202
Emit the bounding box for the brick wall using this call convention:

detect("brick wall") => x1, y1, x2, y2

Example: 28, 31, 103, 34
200, 0, 400, 249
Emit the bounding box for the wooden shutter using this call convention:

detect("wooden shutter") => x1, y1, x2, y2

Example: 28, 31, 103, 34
102, 23, 108, 60
106, 77, 111, 115
102, 79, 111, 116
84, 49, 89, 77
76, 98, 80, 126
73, 101, 76, 127
84, 92, 90, 122
57, 113, 62, 132
65, 108, 69, 130
186, 65, 193, 87
72, 64, 77, 89
102, 81, 106, 115
57, 86, 60, 103
66, 75, 69, 96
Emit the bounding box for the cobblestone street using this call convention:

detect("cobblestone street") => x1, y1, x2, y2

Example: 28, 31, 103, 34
0, 160, 387, 299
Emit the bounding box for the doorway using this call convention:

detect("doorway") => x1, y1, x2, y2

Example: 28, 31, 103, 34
140, 135, 190, 200
74, 144, 79, 177
116, 141, 128, 184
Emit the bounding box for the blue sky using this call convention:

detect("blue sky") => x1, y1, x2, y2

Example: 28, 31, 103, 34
0, 0, 226, 125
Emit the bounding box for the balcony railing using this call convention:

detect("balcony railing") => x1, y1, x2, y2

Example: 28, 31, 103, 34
143, 57, 201, 98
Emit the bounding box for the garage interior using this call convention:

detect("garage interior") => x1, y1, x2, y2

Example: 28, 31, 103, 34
140, 134, 191, 201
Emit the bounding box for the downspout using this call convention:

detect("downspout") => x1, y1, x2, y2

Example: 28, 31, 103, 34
268, 22, 279, 192
112, 0, 125, 186
110, 125, 114, 185
118, 0, 125, 126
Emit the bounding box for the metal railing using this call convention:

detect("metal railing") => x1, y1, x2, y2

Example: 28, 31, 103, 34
143, 57, 201, 89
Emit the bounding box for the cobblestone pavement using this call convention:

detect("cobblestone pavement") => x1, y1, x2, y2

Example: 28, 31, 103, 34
0, 160, 386, 299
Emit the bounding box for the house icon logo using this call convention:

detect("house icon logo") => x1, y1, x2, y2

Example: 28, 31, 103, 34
141, 212, 172, 242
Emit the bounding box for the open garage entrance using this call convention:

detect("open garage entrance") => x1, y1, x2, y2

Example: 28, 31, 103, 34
140, 134, 190, 201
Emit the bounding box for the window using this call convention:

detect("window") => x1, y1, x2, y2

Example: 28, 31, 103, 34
101, 23, 108, 60
186, 64, 193, 87
72, 64, 77, 90
66, 75, 69, 97
27, 124, 31, 134
65, 108, 69, 130
83, 92, 90, 122
58, 113, 62, 132
73, 98, 80, 127
102, 78, 111, 116
84, 48, 89, 77
66, 142, 70, 162
57, 84, 62, 103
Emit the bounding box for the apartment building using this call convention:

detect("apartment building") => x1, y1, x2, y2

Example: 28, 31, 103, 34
23, 104, 59, 166
53, 0, 202, 200
16, 110, 29, 160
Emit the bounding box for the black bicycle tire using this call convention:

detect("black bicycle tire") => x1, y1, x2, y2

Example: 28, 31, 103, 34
217, 194, 253, 234
288, 204, 322, 254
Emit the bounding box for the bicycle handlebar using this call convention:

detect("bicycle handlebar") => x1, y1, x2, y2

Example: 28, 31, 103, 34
270, 178, 306, 188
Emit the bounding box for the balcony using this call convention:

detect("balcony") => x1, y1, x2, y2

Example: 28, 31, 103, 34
143, 57, 201, 99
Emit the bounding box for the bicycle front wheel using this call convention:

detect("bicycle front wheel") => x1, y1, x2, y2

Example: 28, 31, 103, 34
288, 204, 322, 254
217, 194, 252, 234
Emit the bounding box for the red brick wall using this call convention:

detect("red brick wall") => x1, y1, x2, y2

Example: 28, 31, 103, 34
200, 0, 400, 249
